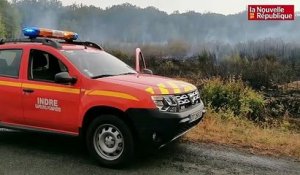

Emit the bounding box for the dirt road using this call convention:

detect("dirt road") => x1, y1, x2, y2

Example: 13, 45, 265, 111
0, 129, 299, 175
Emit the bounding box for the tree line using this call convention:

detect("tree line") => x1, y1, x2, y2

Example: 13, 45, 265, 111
0, 0, 299, 89
1, 0, 300, 44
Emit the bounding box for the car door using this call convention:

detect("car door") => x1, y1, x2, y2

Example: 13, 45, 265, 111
0, 49, 23, 124
22, 48, 81, 134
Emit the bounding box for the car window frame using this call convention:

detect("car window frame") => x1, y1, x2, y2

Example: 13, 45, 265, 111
28, 49, 69, 84
0, 49, 23, 79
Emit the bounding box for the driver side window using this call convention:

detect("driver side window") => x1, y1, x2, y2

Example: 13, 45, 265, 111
29, 50, 68, 82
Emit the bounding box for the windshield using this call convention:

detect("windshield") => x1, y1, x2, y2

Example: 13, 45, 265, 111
62, 50, 136, 78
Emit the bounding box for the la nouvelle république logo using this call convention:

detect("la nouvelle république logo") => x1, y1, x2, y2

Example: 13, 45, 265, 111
248, 5, 294, 20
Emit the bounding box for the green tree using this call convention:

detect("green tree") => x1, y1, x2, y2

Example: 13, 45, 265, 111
0, 15, 6, 38
0, 0, 21, 38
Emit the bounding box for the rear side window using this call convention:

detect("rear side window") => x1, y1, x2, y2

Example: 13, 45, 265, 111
0, 50, 22, 78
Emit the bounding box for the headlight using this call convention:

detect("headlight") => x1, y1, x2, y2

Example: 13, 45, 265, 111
151, 95, 178, 112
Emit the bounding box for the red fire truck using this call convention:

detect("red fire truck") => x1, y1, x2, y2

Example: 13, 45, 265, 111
0, 27, 205, 167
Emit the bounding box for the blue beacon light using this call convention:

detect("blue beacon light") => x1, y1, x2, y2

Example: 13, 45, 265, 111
22, 27, 79, 40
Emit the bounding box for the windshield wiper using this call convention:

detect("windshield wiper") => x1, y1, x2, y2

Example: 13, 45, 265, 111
91, 72, 136, 79
91, 74, 115, 79
117, 72, 136, 76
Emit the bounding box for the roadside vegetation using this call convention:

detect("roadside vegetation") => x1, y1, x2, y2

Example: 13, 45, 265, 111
183, 77, 300, 159
185, 110, 300, 159
0, 0, 299, 159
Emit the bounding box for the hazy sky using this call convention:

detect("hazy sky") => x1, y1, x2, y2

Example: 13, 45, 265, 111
60, 0, 299, 14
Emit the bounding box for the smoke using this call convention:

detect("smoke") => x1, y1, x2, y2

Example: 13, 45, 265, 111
33, 10, 59, 29
13, 0, 300, 58
16, 0, 61, 29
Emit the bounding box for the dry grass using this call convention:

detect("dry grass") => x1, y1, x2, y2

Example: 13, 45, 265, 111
279, 81, 300, 91
184, 110, 300, 159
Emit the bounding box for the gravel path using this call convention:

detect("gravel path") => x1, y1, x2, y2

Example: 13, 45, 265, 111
0, 130, 299, 175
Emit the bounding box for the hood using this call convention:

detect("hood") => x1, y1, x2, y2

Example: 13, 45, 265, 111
102, 74, 197, 95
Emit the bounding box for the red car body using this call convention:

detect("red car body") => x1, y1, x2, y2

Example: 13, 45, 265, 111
0, 36, 205, 166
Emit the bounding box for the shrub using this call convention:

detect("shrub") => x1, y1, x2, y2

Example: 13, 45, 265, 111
201, 77, 265, 121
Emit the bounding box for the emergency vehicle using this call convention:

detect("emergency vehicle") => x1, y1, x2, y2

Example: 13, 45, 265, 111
0, 27, 205, 167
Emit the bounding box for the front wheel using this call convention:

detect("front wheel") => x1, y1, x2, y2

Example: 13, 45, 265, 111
86, 115, 134, 167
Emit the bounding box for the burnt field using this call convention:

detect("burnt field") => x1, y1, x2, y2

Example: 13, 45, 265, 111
266, 89, 300, 119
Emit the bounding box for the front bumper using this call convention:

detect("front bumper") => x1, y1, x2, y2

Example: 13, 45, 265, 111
126, 102, 205, 147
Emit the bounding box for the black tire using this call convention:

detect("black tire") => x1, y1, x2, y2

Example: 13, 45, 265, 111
86, 114, 134, 168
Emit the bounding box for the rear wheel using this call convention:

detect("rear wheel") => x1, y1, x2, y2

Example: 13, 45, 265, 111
86, 115, 134, 167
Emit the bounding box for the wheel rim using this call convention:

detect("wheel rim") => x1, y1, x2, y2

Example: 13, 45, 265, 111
93, 124, 124, 161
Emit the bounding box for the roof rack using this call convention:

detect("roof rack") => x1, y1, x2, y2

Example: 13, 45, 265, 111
62, 41, 104, 50
0, 38, 104, 50
0, 38, 62, 49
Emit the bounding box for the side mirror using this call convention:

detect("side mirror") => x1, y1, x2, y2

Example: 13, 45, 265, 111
142, 68, 153, 75
135, 48, 153, 74
135, 48, 146, 72
55, 72, 77, 84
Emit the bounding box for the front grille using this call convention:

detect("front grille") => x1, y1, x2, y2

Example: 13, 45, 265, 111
175, 90, 200, 112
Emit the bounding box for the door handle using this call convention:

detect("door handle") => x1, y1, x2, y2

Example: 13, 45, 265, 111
23, 88, 34, 93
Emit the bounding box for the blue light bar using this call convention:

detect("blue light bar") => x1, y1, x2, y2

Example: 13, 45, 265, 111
22, 27, 78, 41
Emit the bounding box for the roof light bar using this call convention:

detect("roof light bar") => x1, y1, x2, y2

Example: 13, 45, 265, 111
22, 27, 78, 41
